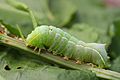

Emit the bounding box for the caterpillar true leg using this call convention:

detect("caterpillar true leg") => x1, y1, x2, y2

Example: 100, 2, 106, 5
38, 48, 41, 53
34, 47, 38, 51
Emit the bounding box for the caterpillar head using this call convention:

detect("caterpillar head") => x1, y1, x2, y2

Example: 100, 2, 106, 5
26, 25, 49, 48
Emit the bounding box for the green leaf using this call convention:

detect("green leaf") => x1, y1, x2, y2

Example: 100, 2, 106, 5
0, 50, 98, 80
0, 68, 98, 80
63, 0, 120, 44
0, 1, 33, 36
49, 0, 76, 26
70, 0, 112, 28
109, 19, 120, 59
110, 56, 120, 73
0, 75, 5, 80
6, 0, 76, 27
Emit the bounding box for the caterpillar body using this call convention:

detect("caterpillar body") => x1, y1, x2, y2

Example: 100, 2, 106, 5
26, 25, 109, 68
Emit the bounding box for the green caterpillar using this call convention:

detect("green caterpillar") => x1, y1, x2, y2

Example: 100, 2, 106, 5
26, 25, 109, 68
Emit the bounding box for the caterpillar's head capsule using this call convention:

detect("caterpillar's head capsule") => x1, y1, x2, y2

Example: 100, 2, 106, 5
26, 25, 49, 48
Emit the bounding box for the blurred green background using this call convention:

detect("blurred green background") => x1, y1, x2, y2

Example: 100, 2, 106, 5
0, 0, 120, 80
